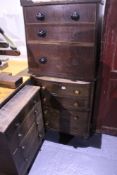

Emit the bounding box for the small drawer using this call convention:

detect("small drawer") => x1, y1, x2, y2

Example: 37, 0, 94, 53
5, 92, 40, 140
43, 107, 91, 136
24, 4, 96, 23
7, 102, 42, 153
27, 44, 95, 81
33, 77, 94, 98
42, 93, 91, 111
12, 147, 26, 174
26, 24, 95, 43
19, 122, 44, 161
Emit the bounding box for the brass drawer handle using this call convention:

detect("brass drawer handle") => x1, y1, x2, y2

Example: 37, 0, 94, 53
18, 133, 22, 137
34, 110, 38, 114
21, 146, 25, 150
74, 116, 79, 120
71, 11, 80, 21
73, 102, 79, 107
74, 90, 80, 95
42, 86, 46, 90
36, 12, 45, 21
15, 122, 20, 128
61, 86, 66, 90
39, 134, 43, 138
25, 158, 29, 162
33, 100, 37, 105
36, 121, 40, 126
43, 98, 47, 102
45, 122, 49, 126
44, 110, 48, 115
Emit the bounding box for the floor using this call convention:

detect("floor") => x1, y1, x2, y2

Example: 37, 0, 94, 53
29, 132, 117, 175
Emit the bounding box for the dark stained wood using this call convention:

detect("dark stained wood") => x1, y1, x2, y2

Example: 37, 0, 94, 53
21, 0, 103, 137
24, 3, 96, 23
31, 76, 94, 136
0, 73, 23, 89
26, 24, 95, 43
43, 107, 91, 137
0, 85, 44, 175
96, 0, 117, 136
31, 76, 94, 98
27, 44, 96, 81
22, 0, 101, 81
42, 94, 91, 111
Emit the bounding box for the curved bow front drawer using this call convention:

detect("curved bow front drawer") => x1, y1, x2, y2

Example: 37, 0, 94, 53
31, 76, 94, 98
43, 107, 91, 137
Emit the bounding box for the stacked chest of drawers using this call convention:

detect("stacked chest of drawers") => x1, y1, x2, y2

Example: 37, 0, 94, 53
0, 85, 44, 175
21, 0, 102, 137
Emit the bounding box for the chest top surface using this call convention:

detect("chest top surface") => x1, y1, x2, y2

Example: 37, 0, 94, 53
0, 85, 40, 133
20, 0, 103, 6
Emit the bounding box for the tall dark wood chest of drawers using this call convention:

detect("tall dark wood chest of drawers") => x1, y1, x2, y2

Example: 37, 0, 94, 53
21, 0, 103, 137
0, 85, 44, 175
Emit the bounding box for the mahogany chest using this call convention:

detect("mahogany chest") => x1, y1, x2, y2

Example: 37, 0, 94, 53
21, 0, 102, 81
32, 76, 94, 137
0, 85, 44, 175
21, 0, 103, 137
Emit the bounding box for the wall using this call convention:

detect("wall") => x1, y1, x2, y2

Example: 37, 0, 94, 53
0, 0, 27, 59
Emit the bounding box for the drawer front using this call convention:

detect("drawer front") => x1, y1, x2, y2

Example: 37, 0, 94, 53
26, 24, 95, 43
7, 101, 43, 153
12, 147, 26, 175
24, 4, 96, 23
43, 107, 91, 136
41, 93, 91, 111
19, 122, 44, 163
28, 44, 95, 81
33, 78, 94, 98
6, 92, 40, 140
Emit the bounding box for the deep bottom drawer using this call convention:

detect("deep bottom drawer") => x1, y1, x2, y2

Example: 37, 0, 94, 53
28, 44, 95, 81
43, 107, 91, 136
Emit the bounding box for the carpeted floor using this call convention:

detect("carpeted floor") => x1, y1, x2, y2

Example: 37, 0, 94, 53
29, 133, 117, 175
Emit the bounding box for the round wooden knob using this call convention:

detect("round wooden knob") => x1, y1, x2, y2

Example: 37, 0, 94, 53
36, 12, 45, 21
39, 57, 47, 64
71, 11, 80, 21
38, 30, 47, 37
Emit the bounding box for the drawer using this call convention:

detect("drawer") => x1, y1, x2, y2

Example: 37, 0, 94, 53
32, 77, 94, 98
24, 4, 96, 23
41, 93, 91, 111
12, 147, 26, 175
19, 122, 44, 162
26, 24, 95, 43
27, 44, 96, 81
5, 87, 40, 141
7, 101, 43, 153
43, 107, 91, 136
